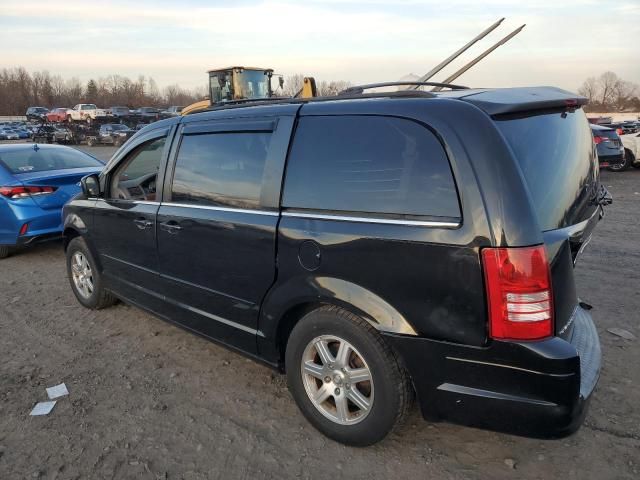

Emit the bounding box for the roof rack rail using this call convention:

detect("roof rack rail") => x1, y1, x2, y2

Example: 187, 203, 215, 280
198, 90, 440, 113
340, 81, 469, 95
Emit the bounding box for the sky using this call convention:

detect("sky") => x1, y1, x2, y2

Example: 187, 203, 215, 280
1, 0, 639, 92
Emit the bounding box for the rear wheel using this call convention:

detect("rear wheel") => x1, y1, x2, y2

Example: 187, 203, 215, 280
285, 306, 412, 446
609, 151, 632, 171
66, 237, 117, 309
0, 245, 11, 259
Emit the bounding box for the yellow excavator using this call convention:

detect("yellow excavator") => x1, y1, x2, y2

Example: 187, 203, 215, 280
181, 66, 317, 115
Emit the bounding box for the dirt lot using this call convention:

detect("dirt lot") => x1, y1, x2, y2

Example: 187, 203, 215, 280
1, 143, 639, 479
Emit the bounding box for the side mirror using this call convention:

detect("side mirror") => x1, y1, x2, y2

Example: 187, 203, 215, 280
81, 174, 100, 198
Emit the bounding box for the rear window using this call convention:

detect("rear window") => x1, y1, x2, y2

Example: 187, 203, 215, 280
593, 128, 618, 139
282, 116, 460, 219
0, 148, 103, 174
496, 109, 598, 231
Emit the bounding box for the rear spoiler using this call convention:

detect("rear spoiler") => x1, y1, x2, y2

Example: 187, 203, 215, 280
458, 86, 588, 116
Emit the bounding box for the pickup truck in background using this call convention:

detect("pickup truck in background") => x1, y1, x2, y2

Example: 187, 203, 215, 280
66, 104, 109, 124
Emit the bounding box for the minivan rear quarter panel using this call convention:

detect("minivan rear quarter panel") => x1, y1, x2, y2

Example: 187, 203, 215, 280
259, 98, 540, 361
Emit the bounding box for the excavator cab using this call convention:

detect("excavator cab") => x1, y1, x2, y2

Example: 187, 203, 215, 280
182, 66, 281, 115
209, 67, 276, 103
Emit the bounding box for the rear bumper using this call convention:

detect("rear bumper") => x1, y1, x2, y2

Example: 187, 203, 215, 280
598, 153, 623, 167
0, 201, 64, 246
384, 305, 600, 438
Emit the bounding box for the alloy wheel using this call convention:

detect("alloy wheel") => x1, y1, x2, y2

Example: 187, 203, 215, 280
71, 252, 94, 298
301, 335, 374, 425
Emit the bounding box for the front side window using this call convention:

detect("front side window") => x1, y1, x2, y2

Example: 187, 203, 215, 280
282, 116, 460, 219
170, 132, 271, 209
110, 137, 165, 201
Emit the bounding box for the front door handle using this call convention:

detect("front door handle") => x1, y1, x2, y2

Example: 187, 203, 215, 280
159, 221, 182, 234
133, 218, 153, 230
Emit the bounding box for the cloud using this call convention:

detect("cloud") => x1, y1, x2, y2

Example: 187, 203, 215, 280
0, 0, 638, 91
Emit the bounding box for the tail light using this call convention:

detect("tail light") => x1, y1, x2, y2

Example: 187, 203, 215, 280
616, 128, 623, 135
481, 245, 554, 340
0, 186, 57, 199
593, 135, 609, 145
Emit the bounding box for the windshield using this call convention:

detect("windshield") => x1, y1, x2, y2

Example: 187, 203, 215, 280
496, 109, 599, 231
209, 69, 271, 103
236, 70, 270, 99
0, 148, 103, 174
111, 124, 128, 131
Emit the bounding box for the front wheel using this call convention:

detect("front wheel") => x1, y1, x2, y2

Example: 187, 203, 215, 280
66, 237, 117, 309
285, 306, 412, 446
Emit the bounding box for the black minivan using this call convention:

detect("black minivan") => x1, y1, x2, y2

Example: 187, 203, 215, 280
63, 86, 606, 446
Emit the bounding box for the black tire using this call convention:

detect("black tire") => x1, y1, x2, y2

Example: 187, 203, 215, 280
608, 150, 632, 172
66, 236, 117, 309
0, 245, 11, 259
285, 305, 412, 446
626, 149, 640, 169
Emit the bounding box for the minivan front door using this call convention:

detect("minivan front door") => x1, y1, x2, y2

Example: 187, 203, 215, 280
92, 131, 170, 306
155, 117, 294, 353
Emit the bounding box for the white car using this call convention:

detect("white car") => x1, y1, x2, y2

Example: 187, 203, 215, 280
620, 132, 640, 169
66, 104, 109, 124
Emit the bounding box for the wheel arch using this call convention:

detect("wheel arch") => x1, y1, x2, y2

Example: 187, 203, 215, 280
259, 276, 418, 368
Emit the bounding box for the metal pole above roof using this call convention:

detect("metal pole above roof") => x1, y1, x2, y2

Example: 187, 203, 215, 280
411, 17, 505, 90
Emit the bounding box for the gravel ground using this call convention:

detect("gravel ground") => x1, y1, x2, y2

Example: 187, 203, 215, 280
0, 142, 639, 479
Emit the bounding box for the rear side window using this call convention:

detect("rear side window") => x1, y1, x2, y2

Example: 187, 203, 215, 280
496, 109, 598, 230
171, 132, 271, 209
282, 116, 460, 219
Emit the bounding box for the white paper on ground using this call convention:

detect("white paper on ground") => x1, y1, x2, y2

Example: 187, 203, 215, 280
30, 401, 57, 416
46, 383, 69, 400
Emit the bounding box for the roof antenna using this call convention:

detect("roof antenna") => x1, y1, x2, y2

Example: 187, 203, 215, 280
411, 18, 505, 89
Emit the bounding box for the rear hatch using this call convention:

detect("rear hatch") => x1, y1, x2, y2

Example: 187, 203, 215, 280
494, 107, 601, 340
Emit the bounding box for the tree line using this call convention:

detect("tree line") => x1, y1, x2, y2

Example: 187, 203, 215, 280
578, 72, 640, 112
0, 67, 208, 115
0, 67, 353, 116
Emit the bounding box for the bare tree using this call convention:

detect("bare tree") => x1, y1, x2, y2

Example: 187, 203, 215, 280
578, 77, 598, 105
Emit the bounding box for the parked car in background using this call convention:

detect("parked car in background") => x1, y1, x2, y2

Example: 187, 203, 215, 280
109, 106, 131, 119
86, 123, 135, 147
26, 107, 49, 122
621, 132, 640, 169
591, 124, 626, 171
46, 108, 70, 123
161, 106, 184, 117
0, 143, 104, 259
133, 107, 161, 123
64, 86, 604, 446
66, 104, 109, 124
599, 122, 634, 136
0, 127, 20, 140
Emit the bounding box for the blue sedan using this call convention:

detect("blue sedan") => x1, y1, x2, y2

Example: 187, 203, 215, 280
0, 143, 104, 258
